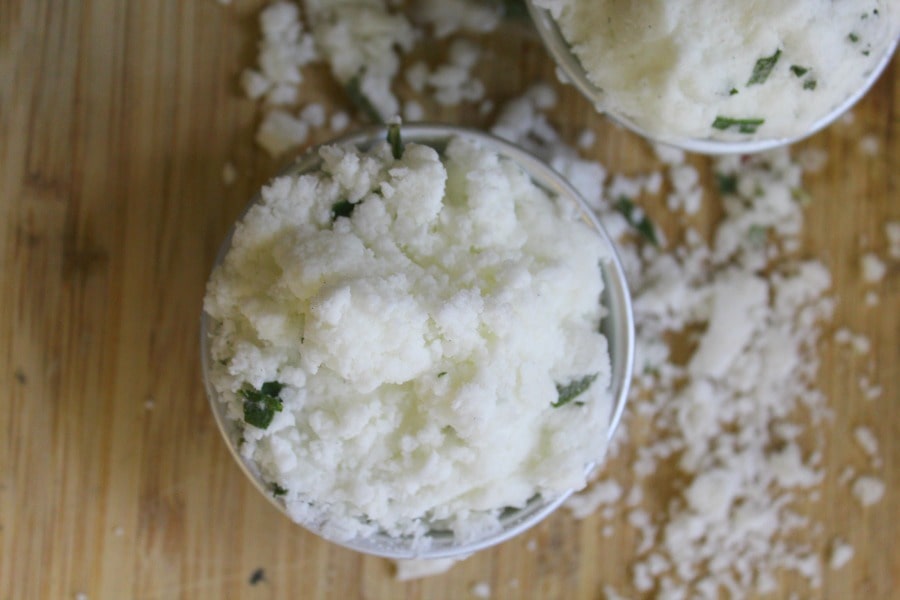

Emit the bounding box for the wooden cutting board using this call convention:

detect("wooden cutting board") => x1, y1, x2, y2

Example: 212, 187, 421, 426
1, 2, 897, 598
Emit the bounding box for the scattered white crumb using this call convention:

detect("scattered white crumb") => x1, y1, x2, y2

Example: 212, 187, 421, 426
144, 398, 155, 411
222, 162, 237, 186
299, 103, 326, 128
851, 476, 885, 507
526, 83, 557, 110
859, 135, 880, 156
74, 594, 88, 600
604, 585, 629, 600
886, 222, 900, 260
840, 111, 856, 125
858, 377, 883, 401
834, 328, 870, 354
526, 539, 537, 552
478, 99, 494, 116
470, 581, 491, 598
838, 466, 856, 486
864, 291, 879, 306
602, 524, 614, 537
860, 253, 886, 283
564, 480, 622, 519
653, 142, 685, 165
216, 0, 231, 5
112, 526, 125, 537
508, 578, 519, 589
577, 129, 596, 150
329, 111, 349, 133
853, 426, 879, 459
797, 148, 828, 173
395, 557, 465, 581
828, 538, 854, 570
403, 99, 425, 121
255, 109, 309, 156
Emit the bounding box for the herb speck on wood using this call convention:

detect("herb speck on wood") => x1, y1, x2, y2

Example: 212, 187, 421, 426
249, 568, 265, 585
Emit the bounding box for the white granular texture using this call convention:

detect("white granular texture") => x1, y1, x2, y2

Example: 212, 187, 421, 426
493, 88, 840, 598
859, 134, 880, 156
853, 426, 880, 465
535, 0, 900, 141
828, 538, 855, 570
470, 581, 491, 598
410, 0, 501, 38
255, 109, 309, 156
851, 476, 885, 507
240, 2, 317, 106
860, 252, 887, 282
887, 221, 900, 259
565, 480, 623, 520
205, 136, 614, 544
395, 557, 465, 580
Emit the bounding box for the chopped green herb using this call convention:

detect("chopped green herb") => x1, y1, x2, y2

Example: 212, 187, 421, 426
553, 373, 599, 408
803, 80, 817, 91
345, 74, 385, 124
331, 199, 356, 221
500, 0, 529, 19
848, 32, 860, 43
387, 121, 404, 160
715, 173, 738, 195
747, 49, 781, 85
437, 371, 447, 378
729, 88, 739, 96
862, 50, 870, 56
241, 381, 284, 429
270, 483, 288, 496
747, 224, 769, 244
712, 116, 765, 134
614, 196, 659, 246
790, 65, 809, 77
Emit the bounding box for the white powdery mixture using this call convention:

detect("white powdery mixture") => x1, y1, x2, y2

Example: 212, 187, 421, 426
535, 0, 899, 141
204, 135, 614, 544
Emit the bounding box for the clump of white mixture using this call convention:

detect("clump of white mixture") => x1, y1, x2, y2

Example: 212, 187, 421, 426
534, 0, 899, 141
204, 134, 614, 545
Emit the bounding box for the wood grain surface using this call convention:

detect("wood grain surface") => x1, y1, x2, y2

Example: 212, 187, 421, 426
1, 2, 897, 599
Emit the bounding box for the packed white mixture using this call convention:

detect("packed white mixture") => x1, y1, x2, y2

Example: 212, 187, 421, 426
534, 0, 900, 141
204, 133, 614, 545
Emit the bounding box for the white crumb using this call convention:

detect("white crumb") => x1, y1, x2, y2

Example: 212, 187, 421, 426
886, 222, 900, 260
577, 129, 596, 150
828, 538, 854, 570
860, 253, 886, 283
470, 581, 491, 598
858, 135, 880, 156
329, 111, 349, 133
851, 476, 885, 507
565, 480, 623, 519
395, 557, 466, 581
864, 291, 879, 306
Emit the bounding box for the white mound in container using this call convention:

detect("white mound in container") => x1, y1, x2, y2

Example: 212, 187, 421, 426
529, 0, 900, 153
201, 125, 633, 558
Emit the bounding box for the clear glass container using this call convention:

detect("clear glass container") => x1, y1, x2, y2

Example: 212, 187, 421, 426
525, 2, 899, 154
200, 124, 635, 558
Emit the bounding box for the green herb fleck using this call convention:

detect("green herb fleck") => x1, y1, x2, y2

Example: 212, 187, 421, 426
345, 74, 385, 124
331, 199, 356, 221
437, 371, 447, 378
790, 65, 809, 77
715, 173, 738, 195
848, 32, 860, 43
501, 0, 529, 19
387, 121, 404, 160
747, 224, 769, 244
862, 50, 870, 56
747, 49, 781, 85
241, 381, 284, 429
271, 483, 288, 496
803, 80, 817, 91
712, 116, 765, 134
553, 373, 599, 408
615, 196, 659, 246
729, 88, 739, 96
